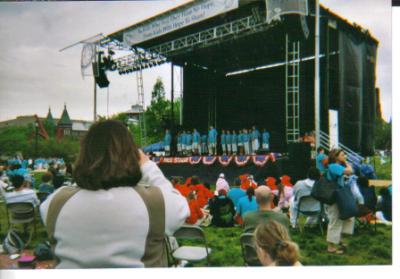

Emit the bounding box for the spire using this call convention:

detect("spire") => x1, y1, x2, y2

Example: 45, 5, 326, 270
46, 106, 56, 126
58, 103, 72, 126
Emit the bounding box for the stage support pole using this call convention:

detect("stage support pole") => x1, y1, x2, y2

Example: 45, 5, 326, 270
93, 79, 97, 122
314, 0, 321, 149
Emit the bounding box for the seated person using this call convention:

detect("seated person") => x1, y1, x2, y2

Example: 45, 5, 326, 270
376, 187, 392, 223
189, 176, 213, 208
276, 181, 293, 210
53, 174, 66, 190
357, 176, 377, 212
227, 178, 246, 209
208, 189, 235, 227
185, 191, 206, 225
216, 173, 230, 193
1, 175, 39, 206
243, 186, 289, 233
289, 167, 321, 228
241, 175, 257, 191
255, 221, 302, 266
38, 172, 55, 194
236, 187, 258, 224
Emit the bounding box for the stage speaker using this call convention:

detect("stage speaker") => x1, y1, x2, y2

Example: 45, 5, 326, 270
288, 142, 311, 163
92, 62, 110, 88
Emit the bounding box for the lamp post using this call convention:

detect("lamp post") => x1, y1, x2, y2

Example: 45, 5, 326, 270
34, 122, 39, 159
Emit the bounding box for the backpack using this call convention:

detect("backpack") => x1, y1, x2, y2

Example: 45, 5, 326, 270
311, 176, 338, 205
2, 229, 25, 255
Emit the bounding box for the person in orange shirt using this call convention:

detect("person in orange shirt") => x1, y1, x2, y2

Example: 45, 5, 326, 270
185, 191, 205, 225
173, 177, 191, 197
189, 177, 214, 208
280, 175, 293, 187
241, 175, 257, 191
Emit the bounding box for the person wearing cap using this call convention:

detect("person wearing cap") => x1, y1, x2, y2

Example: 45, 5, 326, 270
243, 186, 289, 233
216, 173, 230, 193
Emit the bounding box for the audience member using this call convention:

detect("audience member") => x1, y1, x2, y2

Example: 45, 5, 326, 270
236, 187, 258, 223
38, 172, 55, 194
216, 173, 230, 193
289, 167, 321, 228
325, 149, 354, 254
209, 189, 235, 227
0, 175, 39, 206
376, 187, 392, 223
185, 191, 205, 225
255, 221, 302, 266
316, 147, 328, 174
243, 186, 289, 233
227, 178, 246, 209
40, 120, 190, 268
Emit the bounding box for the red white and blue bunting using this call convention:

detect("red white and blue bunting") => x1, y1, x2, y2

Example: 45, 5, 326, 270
252, 155, 269, 166
189, 156, 202, 165
234, 156, 251, 167
202, 156, 218, 165
218, 156, 233, 166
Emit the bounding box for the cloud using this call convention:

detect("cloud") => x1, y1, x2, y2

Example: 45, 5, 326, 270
0, 0, 392, 123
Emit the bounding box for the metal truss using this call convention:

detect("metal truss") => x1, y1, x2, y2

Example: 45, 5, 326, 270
106, 10, 276, 74
148, 12, 275, 57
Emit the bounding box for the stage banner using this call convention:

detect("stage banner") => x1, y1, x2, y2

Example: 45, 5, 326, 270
234, 156, 251, 167
123, 0, 239, 46
266, 0, 308, 23
161, 157, 190, 164
189, 156, 202, 165
203, 156, 217, 165
218, 155, 233, 167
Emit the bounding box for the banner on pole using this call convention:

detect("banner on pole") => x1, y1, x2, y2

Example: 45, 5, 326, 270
266, 0, 308, 23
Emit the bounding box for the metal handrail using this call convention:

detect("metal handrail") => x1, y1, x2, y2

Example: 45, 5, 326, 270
319, 131, 364, 163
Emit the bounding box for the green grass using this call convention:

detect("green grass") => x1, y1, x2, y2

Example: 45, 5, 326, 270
0, 202, 392, 267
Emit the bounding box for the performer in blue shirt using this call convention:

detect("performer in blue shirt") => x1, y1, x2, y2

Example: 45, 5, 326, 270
221, 130, 227, 155
163, 129, 172, 156
186, 131, 193, 156
262, 128, 270, 152
201, 134, 208, 155
231, 130, 238, 155
243, 129, 250, 155
251, 126, 260, 155
181, 131, 187, 156
192, 129, 201, 155
226, 130, 232, 155
177, 131, 183, 156
237, 130, 244, 155
208, 126, 218, 155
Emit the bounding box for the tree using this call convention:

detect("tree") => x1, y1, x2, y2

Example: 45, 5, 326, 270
151, 77, 166, 102
375, 118, 391, 151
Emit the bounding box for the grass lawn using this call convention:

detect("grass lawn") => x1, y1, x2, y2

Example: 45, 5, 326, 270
0, 156, 391, 267
0, 203, 392, 267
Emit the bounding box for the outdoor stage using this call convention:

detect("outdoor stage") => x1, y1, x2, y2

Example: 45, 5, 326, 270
96, 0, 379, 157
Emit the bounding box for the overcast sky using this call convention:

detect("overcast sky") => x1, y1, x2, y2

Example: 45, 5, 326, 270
0, 0, 392, 122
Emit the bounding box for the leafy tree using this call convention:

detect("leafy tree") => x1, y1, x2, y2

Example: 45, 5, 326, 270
151, 77, 166, 102
374, 118, 391, 150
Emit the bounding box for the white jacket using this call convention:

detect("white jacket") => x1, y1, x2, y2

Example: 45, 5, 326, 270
40, 160, 189, 268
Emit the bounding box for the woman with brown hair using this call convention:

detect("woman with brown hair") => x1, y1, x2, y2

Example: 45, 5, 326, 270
254, 221, 301, 266
40, 120, 189, 268
325, 148, 353, 254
